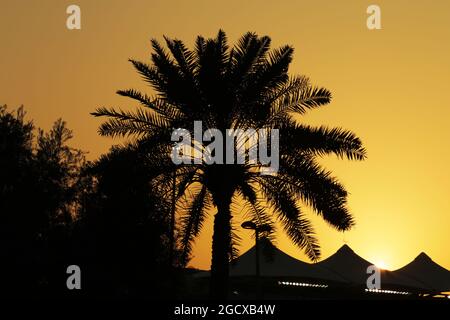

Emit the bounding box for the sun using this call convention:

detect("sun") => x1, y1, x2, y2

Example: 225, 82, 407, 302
375, 260, 387, 270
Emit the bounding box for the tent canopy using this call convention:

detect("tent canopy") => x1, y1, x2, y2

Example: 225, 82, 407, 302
314, 244, 371, 285
193, 242, 450, 293
314, 244, 428, 290
392, 252, 450, 292
228, 240, 344, 283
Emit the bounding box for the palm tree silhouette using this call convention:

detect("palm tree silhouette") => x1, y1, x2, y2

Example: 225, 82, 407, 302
92, 30, 367, 298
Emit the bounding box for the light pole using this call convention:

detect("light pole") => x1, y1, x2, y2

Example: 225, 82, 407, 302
169, 170, 176, 267
241, 221, 271, 299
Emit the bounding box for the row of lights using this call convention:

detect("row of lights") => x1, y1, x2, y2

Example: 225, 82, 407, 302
278, 282, 450, 297
278, 281, 328, 288
365, 288, 411, 295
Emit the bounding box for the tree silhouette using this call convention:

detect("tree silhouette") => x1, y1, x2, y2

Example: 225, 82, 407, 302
92, 30, 367, 298
0, 105, 86, 296
0, 105, 187, 298
74, 142, 187, 298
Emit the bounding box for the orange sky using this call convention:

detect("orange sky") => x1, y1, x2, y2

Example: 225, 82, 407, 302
1, 0, 450, 271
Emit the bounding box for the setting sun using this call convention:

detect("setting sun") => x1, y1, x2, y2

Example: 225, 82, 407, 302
375, 260, 388, 270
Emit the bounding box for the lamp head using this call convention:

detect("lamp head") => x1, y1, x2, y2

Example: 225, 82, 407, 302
241, 221, 257, 230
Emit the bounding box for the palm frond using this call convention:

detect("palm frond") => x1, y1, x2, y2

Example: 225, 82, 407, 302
258, 177, 320, 261
91, 107, 169, 138
280, 122, 367, 161
245, 44, 293, 94
276, 156, 355, 231
237, 182, 274, 231
150, 38, 176, 73
272, 84, 332, 118
215, 29, 229, 67
229, 214, 242, 261
116, 89, 184, 120
178, 185, 211, 264
128, 59, 167, 95
231, 33, 271, 83
176, 167, 200, 199
164, 37, 196, 79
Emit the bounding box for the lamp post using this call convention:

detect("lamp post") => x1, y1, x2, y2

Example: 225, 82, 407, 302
241, 221, 271, 299
169, 170, 176, 267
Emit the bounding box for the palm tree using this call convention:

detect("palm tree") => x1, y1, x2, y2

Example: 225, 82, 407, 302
92, 30, 366, 298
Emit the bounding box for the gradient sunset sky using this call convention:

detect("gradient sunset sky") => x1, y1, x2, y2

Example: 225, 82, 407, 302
1, 0, 450, 271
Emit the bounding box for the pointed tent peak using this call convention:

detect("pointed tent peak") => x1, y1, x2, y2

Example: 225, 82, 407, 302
234, 238, 279, 261
393, 251, 450, 292
415, 252, 432, 262
315, 243, 373, 285
337, 244, 354, 253
318, 243, 371, 267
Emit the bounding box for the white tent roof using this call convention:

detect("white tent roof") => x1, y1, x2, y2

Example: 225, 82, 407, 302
193, 240, 345, 283
314, 244, 429, 290
228, 240, 344, 283
314, 244, 372, 285
392, 252, 450, 292
193, 242, 449, 292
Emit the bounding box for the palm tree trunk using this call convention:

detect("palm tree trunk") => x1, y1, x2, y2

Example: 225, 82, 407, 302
210, 197, 232, 299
